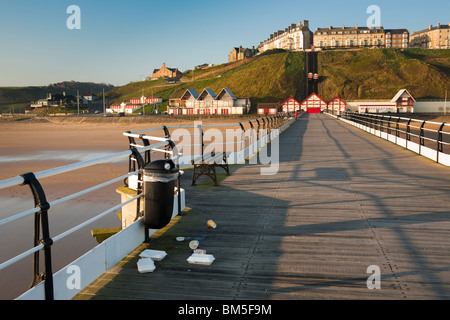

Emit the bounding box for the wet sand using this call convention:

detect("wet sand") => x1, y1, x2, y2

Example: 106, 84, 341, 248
0, 115, 259, 299
0, 115, 250, 299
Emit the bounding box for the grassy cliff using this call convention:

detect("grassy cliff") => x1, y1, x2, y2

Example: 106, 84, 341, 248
110, 48, 449, 114
318, 48, 450, 101
108, 51, 306, 113
6, 49, 448, 115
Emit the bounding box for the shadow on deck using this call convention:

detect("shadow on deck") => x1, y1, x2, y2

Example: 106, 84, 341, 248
75, 114, 450, 300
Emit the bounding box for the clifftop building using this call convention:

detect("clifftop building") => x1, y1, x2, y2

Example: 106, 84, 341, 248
228, 46, 258, 63
258, 20, 312, 52
384, 29, 409, 48
314, 25, 409, 49
148, 63, 182, 80
410, 23, 450, 49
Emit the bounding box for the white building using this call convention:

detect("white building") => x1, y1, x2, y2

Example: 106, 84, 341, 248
108, 96, 162, 114
168, 88, 251, 115
345, 89, 415, 113
258, 20, 312, 52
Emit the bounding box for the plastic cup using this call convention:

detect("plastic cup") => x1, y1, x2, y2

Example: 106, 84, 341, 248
207, 220, 217, 229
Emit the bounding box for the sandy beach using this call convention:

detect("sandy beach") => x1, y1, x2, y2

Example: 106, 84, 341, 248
0, 115, 256, 299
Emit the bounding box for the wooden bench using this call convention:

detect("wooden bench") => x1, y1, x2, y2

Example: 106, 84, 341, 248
191, 151, 231, 186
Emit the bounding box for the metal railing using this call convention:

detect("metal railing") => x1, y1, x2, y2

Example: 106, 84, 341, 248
0, 114, 295, 300
0, 138, 176, 300
123, 114, 292, 168
335, 112, 450, 166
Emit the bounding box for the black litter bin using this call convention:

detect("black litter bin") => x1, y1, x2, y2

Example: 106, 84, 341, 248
143, 159, 179, 229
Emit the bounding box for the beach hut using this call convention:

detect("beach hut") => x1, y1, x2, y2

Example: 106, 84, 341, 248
301, 93, 327, 113
281, 97, 301, 113
327, 97, 347, 115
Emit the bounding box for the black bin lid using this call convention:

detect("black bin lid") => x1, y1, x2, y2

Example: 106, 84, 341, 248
144, 159, 178, 174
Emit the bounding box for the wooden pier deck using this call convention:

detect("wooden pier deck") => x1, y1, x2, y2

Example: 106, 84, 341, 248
75, 113, 450, 300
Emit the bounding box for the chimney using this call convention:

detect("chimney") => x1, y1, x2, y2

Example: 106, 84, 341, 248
437, 23, 441, 28
163, 62, 166, 68
329, 25, 332, 30
342, 25, 345, 29
355, 24, 358, 29
303, 20, 309, 28
429, 25, 433, 30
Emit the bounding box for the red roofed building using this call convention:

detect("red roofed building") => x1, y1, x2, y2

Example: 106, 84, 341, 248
300, 93, 327, 113
327, 97, 347, 115
281, 97, 301, 113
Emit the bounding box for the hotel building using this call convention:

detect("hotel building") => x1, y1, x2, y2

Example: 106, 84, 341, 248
313, 25, 409, 49
257, 20, 312, 52
410, 23, 450, 49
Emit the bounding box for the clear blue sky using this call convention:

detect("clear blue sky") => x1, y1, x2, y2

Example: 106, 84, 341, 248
0, 0, 448, 87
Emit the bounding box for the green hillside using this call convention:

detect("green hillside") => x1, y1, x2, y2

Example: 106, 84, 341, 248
0, 81, 114, 104
318, 48, 450, 101
5, 49, 448, 115
107, 51, 306, 113
109, 48, 449, 114
0, 81, 114, 113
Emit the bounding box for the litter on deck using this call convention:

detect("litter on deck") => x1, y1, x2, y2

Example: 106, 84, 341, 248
139, 249, 167, 261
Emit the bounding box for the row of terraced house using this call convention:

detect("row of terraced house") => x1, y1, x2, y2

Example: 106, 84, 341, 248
313, 22, 450, 50
230, 21, 450, 62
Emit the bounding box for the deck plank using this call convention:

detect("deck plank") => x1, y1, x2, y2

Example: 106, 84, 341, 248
74, 113, 450, 300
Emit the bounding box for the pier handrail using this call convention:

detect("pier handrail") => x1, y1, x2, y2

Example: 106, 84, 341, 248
0, 113, 294, 300
123, 114, 290, 166
0, 138, 177, 300
335, 111, 450, 165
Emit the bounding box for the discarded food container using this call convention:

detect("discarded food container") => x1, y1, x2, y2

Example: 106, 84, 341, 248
187, 253, 215, 265
139, 249, 167, 261
137, 258, 156, 273
194, 249, 206, 254
189, 240, 199, 249
176, 237, 185, 242
207, 220, 217, 229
